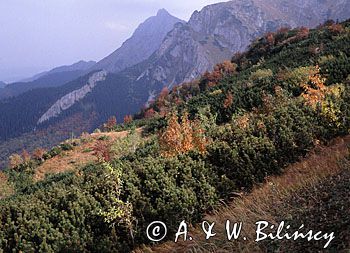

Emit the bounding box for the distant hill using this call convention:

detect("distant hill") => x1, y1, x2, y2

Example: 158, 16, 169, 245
20, 60, 96, 83
0, 81, 6, 89
0, 61, 96, 100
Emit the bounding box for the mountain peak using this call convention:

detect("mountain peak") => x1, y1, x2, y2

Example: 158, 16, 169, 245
91, 9, 183, 74
156, 8, 170, 16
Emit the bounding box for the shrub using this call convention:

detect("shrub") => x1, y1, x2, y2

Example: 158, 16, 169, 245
93, 140, 112, 162
8, 154, 23, 169
250, 68, 273, 82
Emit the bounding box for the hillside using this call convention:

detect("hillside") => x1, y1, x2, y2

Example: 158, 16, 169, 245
0, 18, 349, 252
144, 135, 350, 252
1, 0, 349, 148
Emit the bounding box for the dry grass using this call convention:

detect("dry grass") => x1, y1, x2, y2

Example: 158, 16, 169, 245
34, 130, 138, 181
138, 135, 350, 253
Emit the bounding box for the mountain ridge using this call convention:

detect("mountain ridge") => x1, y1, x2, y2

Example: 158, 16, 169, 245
0, 60, 96, 100
90, 9, 184, 73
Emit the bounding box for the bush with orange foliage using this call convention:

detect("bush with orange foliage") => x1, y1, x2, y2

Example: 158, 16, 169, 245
158, 113, 183, 157
21, 149, 31, 163
215, 61, 237, 76
265, 32, 275, 46
223, 92, 234, 109
93, 140, 111, 162
156, 87, 170, 110
201, 61, 237, 90
328, 23, 344, 35
296, 27, 310, 39
159, 111, 208, 157
8, 154, 23, 169
32, 148, 46, 160
144, 108, 156, 119
123, 115, 133, 124
180, 112, 194, 152
104, 116, 117, 132
301, 65, 327, 106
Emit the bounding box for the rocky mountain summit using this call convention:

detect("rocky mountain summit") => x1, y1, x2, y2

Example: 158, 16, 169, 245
135, 0, 350, 91
91, 9, 184, 73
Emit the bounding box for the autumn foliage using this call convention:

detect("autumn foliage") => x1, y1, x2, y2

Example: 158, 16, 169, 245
21, 149, 31, 163
301, 65, 327, 106
144, 108, 156, 119
123, 115, 133, 124
328, 23, 345, 35
104, 116, 117, 132
202, 61, 237, 89
223, 92, 234, 109
33, 148, 46, 160
93, 140, 112, 162
296, 27, 310, 39
158, 112, 208, 157
8, 154, 23, 169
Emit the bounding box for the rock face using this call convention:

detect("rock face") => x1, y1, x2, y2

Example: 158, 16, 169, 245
37, 71, 107, 124
91, 9, 184, 73
135, 0, 350, 91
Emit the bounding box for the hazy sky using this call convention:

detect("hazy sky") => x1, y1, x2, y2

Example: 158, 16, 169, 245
0, 0, 223, 82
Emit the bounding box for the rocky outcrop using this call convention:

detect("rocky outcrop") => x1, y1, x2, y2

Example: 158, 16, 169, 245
134, 0, 350, 92
91, 9, 184, 73
37, 71, 107, 124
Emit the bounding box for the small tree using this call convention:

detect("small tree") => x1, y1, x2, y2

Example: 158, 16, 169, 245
328, 23, 344, 35
181, 111, 194, 152
32, 148, 46, 161
223, 92, 234, 109
265, 32, 275, 46
21, 149, 31, 163
301, 65, 327, 106
159, 111, 208, 157
8, 154, 23, 169
158, 112, 183, 157
296, 27, 309, 39
104, 116, 117, 132
93, 141, 111, 162
123, 115, 133, 124
144, 108, 156, 119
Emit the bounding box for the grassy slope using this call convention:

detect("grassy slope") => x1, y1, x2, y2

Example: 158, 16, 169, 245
144, 136, 350, 253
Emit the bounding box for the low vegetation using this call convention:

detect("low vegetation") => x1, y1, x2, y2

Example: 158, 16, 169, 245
0, 20, 349, 252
